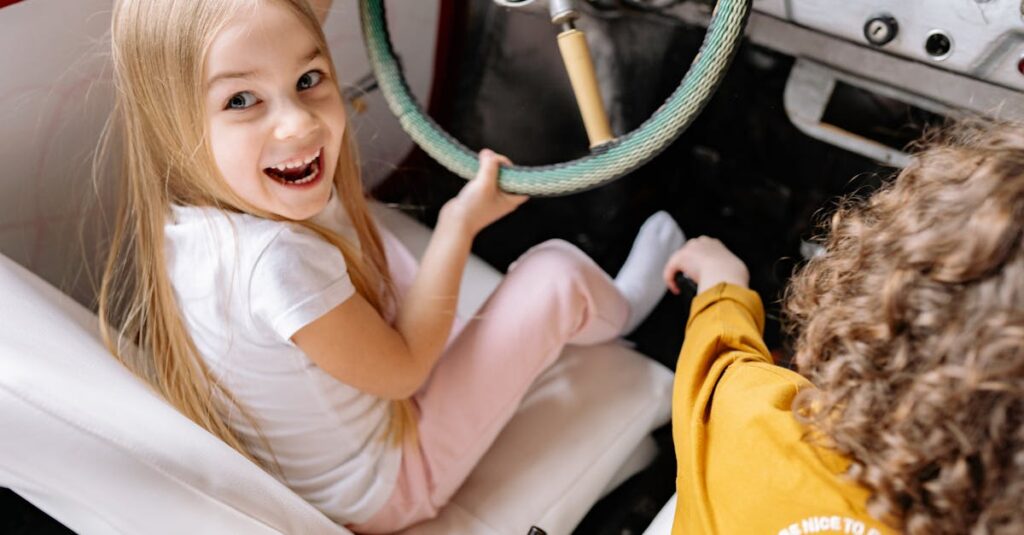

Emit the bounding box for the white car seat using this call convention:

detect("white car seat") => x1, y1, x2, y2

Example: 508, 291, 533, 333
641, 493, 677, 535
0, 204, 675, 535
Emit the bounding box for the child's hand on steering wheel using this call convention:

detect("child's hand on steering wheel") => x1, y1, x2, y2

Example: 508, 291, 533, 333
444, 149, 528, 238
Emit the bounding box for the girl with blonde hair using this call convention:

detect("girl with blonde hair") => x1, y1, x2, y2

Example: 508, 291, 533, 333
663, 120, 1023, 534
99, 0, 683, 530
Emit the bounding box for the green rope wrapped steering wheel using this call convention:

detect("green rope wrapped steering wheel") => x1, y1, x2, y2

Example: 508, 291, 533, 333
359, 0, 751, 197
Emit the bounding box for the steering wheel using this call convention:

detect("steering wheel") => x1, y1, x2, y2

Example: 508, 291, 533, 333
359, 0, 750, 197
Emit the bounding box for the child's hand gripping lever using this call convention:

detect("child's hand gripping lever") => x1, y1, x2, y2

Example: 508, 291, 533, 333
664, 236, 696, 300
663, 236, 750, 296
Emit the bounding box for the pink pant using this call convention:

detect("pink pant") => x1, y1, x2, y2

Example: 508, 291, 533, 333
350, 239, 629, 533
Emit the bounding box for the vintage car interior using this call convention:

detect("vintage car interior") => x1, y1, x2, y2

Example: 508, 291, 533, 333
1, 0, 1022, 533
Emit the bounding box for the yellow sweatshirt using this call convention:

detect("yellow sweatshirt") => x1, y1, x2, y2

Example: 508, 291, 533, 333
671, 283, 896, 535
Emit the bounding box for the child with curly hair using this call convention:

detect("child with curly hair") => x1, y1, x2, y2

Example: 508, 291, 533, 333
663, 120, 1023, 534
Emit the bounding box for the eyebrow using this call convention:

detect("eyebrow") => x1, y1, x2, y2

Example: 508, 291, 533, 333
207, 48, 323, 88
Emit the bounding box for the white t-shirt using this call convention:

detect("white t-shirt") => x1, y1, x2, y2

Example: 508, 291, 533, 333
164, 193, 400, 525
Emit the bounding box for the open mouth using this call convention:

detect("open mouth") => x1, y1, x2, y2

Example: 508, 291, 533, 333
263, 149, 323, 187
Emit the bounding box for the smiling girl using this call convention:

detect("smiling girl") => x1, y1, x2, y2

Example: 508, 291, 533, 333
98, 0, 682, 531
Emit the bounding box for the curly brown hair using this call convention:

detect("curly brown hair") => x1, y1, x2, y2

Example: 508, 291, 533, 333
785, 120, 1024, 534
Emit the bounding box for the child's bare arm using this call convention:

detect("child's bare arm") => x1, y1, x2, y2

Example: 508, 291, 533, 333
293, 151, 526, 399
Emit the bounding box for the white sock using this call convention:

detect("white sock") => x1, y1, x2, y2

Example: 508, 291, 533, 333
614, 211, 684, 334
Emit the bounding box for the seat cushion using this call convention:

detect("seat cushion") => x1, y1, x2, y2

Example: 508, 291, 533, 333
403, 344, 673, 535
0, 254, 350, 535
0, 207, 674, 534
643, 494, 677, 535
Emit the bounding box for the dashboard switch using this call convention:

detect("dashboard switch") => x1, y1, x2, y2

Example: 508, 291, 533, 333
863, 15, 898, 46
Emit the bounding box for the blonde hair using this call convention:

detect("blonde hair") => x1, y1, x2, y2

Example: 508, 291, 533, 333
100, 0, 413, 467
786, 120, 1024, 533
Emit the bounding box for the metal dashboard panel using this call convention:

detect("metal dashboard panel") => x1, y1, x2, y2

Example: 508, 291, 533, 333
753, 0, 1024, 92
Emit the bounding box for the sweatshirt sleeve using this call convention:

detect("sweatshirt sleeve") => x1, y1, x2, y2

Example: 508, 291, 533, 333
674, 282, 770, 417
671, 282, 771, 532
669, 284, 895, 535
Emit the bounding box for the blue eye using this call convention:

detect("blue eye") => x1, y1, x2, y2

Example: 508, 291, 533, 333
298, 70, 324, 91
226, 91, 258, 110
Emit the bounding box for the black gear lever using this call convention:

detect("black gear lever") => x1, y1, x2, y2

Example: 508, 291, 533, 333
674, 271, 699, 299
